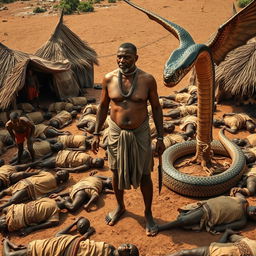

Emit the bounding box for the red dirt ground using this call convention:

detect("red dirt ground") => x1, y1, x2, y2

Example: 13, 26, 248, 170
1, 1, 256, 255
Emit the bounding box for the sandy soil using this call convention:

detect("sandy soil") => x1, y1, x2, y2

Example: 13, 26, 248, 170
1, 1, 256, 256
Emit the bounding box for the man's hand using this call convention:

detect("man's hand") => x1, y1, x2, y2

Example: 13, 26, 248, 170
91, 135, 100, 154
155, 140, 165, 156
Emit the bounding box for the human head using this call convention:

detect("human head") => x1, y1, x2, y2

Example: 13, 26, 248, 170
247, 206, 256, 221
105, 177, 113, 190
55, 170, 69, 184
51, 142, 63, 152
163, 122, 175, 133
0, 159, 5, 167
117, 43, 138, 74
9, 111, 20, 124
71, 110, 78, 118
91, 158, 104, 168
43, 112, 52, 120
213, 118, 224, 127
0, 216, 7, 233
50, 120, 60, 128
232, 138, 247, 147
114, 244, 139, 256
244, 151, 256, 164
247, 121, 255, 133
77, 217, 91, 235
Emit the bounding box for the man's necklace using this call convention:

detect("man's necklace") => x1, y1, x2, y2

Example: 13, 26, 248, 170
118, 68, 138, 98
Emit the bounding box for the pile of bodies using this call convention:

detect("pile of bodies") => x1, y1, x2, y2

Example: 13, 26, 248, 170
2, 86, 256, 256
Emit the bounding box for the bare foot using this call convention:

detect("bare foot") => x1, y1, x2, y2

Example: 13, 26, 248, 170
105, 206, 125, 226
145, 211, 158, 236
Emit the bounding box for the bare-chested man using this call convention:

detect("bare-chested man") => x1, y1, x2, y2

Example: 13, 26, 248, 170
92, 43, 165, 236
6, 112, 35, 164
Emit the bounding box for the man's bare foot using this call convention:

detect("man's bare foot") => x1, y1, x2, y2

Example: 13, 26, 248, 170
105, 206, 125, 226
145, 211, 158, 236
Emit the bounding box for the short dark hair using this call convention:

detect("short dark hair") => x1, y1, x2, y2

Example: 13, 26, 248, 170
10, 112, 19, 120
119, 42, 137, 54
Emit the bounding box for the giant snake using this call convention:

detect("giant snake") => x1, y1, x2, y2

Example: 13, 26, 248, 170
123, 0, 256, 197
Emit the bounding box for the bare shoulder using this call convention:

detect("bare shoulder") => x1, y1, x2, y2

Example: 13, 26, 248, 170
104, 69, 118, 82
138, 69, 157, 90
5, 120, 12, 128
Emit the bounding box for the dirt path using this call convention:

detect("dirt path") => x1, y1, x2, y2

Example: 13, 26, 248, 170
1, 1, 256, 255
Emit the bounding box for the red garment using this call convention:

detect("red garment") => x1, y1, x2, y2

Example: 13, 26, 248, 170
15, 131, 29, 144
27, 87, 39, 101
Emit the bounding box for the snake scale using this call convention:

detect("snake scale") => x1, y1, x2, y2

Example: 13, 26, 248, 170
123, 0, 256, 197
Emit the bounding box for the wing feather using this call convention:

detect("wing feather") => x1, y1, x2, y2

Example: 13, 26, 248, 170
207, 0, 256, 65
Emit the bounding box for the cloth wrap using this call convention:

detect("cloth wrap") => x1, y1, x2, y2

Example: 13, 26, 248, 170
70, 176, 103, 200
50, 111, 71, 127
26, 112, 44, 124
58, 135, 86, 149
224, 113, 253, 130
56, 150, 92, 168
17, 103, 35, 113
31, 141, 52, 159
175, 93, 191, 103
180, 115, 197, 130
67, 97, 87, 106
209, 237, 256, 256
246, 134, 256, 147
82, 104, 98, 115
178, 105, 198, 117
4, 171, 57, 200
108, 117, 153, 190
34, 124, 48, 138
48, 102, 74, 112
6, 197, 59, 232
0, 165, 16, 188
178, 196, 246, 233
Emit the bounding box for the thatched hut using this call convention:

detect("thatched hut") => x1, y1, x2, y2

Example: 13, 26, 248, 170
0, 43, 80, 110
215, 41, 256, 103
35, 12, 98, 89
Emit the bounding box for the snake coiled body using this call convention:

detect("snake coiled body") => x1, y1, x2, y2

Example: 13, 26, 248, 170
162, 129, 246, 197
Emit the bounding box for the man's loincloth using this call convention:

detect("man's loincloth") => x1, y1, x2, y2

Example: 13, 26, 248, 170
108, 117, 153, 190
0, 165, 16, 188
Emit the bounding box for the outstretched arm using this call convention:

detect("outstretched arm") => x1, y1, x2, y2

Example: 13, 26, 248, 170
56, 218, 81, 236
56, 165, 90, 173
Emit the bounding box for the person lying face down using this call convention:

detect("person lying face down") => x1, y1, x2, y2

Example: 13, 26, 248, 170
233, 133, 256, 148
9, 140, 64, 164
0, 197, 63, 236
0, 160, 41, 191
0, 170, 69, 212
230, 162, 256, 198
49, 110, 77, 129
167, 228, 256, 256
171, 115, 197, 138
33, 123, 71, 139
51, 172, 113, 212
159, 91, 197, 105
157, 195, 256, 236
37, 149, 104, 173
77, 113, 109, 133
163, 105, 198, 119
48, 101, 81, 113
2, 217, 139, 256
49, 134, 93, 151
213, 113, 256, 134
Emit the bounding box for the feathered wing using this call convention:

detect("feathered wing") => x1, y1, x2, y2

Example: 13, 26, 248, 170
207, 0, 256, 65
123, 0, 180, 40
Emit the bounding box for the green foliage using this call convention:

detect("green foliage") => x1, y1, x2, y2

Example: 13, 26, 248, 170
108, 0, 116, 2
0, 0, 14, 4
237, 0, 253, 8
33, 6, 47, 13
77, 1, 94, 12
59, 0, 79, 14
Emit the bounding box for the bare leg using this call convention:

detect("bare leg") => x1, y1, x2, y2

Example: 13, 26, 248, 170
16, 143, 24, 164
140, 174, 157, 236
10, 171, 39, 185
27, 139, 35, 162
158, 207, 204, 232
45, 128, 71, 138
0, 189, 30, 212
105, 169, 125, 226
3, 239, 27, 256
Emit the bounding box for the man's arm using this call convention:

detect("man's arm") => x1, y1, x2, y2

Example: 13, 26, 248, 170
92, 76, 111, 153
59, 119, 72, 129
148, 75, 165, 155
56, 165, 90, 173
20, 220, 59, 236
5, 122, 15, 142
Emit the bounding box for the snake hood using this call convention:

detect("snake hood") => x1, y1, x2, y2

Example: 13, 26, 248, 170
123, 0, 256, 86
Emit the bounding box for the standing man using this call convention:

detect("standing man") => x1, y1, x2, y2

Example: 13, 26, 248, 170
92, 42, 165, 236
6, 112, 35, 164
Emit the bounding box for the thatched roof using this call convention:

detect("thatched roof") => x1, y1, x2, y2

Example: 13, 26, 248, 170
215, 41, 256, 97
0, 43, 29, 88
0, 44, 71, 109
35, 12, 98, 88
